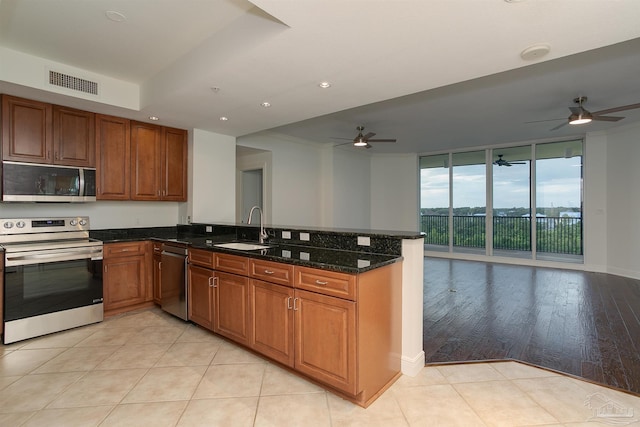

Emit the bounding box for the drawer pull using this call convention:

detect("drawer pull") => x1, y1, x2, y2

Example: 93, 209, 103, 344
315, 280, 329, 285
263, 269, 274, 275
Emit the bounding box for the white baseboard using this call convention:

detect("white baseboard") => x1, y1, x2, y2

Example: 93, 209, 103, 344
401, 351, 425, 377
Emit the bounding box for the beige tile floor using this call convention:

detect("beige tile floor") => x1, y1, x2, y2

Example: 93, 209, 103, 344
1, 308, 639, 427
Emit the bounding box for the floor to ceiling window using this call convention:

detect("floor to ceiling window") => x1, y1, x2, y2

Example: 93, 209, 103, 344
419, 140, 583, 263
452, 151, 486, 254
492, 146, 531, 259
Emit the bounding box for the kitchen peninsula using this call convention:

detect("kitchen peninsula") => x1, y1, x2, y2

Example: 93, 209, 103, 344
92, 222, 423, 407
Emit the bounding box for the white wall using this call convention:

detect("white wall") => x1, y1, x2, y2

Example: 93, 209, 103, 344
236, 132, 323, 227
189, 129, 236, 223
582, 131, 608, 273
603, 121, 640, 279
371, 154, 420, 232
0, 201, 179, 229
330, 148, 371, 229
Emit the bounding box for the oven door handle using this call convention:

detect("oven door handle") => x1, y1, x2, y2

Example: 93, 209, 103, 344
5, 248, 103, 266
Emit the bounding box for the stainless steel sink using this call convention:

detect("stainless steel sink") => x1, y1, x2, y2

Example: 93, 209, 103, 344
213, 242, 273, 251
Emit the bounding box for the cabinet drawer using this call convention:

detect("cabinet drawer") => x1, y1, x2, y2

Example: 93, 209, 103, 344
294, 266, 356, 300
215, 253, 249, 275
104, 241, 146, 257
250, 259, 294, 287
189, 248, 215, 268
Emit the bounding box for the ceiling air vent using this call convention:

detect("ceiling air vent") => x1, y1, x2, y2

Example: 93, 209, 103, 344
49, 70, 98, 95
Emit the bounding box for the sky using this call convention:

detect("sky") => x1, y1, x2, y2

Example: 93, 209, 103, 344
420, 156, 582, 209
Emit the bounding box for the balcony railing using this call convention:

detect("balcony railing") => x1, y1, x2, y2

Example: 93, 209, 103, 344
421, 215, 583, 255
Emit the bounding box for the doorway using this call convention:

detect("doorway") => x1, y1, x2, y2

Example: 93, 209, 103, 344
236, 145, 272, 224
241, 169, 263, 223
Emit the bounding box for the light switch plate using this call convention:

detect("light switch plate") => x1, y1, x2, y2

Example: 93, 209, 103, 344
357, 236, 371, 246
205, 226, 213, 233
300, 232, 310, 241
300, 251, 310, 260
282, 231, 291, 239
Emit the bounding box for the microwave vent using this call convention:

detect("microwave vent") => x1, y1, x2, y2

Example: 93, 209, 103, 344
49, 70, 98, 95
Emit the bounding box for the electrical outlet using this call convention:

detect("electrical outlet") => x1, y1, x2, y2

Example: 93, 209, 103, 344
300, 232, 310, 241
205, 226, 213, 233
357, 236, 371, 246
300, 251, 310, 260
282, 231, 291, 239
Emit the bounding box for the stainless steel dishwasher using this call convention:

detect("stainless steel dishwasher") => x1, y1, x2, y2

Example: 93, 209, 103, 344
160, 242, 189, 320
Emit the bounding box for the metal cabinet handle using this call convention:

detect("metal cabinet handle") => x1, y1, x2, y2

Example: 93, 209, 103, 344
293, 297, 299, 311
315, 280, 328, 285
209, 276, 218, 288
264, 270, 274, 275
287, 296, 292, 309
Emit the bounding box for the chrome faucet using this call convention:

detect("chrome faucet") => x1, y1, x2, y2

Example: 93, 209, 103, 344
247, 206, 268, 243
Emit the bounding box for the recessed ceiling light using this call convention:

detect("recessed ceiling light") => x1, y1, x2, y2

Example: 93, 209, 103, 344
520, 44, 550, 60
149, 116, 159, 121
260, 102, 271, 108
219, 116, 228, 121
318, 82, 331, 89
105, 10, 127, 22
211, 87, 220, 93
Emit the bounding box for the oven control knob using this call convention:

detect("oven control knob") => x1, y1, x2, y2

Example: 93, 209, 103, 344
16, 221, 26, 228
79, 219, 87, 226
3, 221, 13, 229
70, 219, 78, 226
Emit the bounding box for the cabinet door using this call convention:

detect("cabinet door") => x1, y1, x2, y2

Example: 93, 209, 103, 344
53, 105, 95, 166
250, 279, 295, 367
187, 265, 214, 330
162, 127, 187, 201
294, 289, 357, 395
152, 243, 162, 304
1, 95, 52, 163
214, 271, 250, 346
96, 114, 130, 200
131, 121, 162, 200
103, 254, 148, 311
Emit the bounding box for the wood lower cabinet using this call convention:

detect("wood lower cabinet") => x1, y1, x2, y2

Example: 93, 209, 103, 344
188, 264, 215, 330
214, 271, 250, 346
250, 279, 295, 367
186, 249, 402, 407
103, 241, 152, 315
294, 288, 356, 394
0, 255, 4, 336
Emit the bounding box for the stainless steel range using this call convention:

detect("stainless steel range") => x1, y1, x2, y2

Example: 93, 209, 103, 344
1, 216, 103, 344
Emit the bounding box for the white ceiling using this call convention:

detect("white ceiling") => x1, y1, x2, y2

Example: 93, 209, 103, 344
1, 0, 640, 154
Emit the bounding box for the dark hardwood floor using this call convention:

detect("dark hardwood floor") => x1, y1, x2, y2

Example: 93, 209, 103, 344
423, 257, 640, 395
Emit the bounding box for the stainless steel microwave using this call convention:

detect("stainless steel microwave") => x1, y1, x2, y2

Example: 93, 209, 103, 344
2, 161, 96, 202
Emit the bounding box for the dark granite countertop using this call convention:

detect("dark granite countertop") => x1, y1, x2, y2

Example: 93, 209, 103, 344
90, 226, 402, 273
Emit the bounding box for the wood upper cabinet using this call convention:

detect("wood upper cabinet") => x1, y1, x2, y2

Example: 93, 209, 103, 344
1, 95, 95, 166
103, 241, 152, 313
162, 126, 187, 201
95, 114, 131, 200
2, 95, 53, 163
131, 121, 187, 201
52, 105, 95, 167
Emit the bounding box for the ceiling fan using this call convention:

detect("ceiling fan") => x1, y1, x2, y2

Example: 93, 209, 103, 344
529, 96, 640, 131
332, 126, 397, 149
494, 154, 526, 167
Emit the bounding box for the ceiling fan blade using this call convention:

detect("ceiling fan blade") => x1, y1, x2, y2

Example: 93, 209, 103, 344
365, 143, 373, 149
593, 102, 640, 115
362, 132, 376, 140
367, 138, 397, 143
524, 118, 564, 124
550, 121, 568, 131
592, 115, 624, 122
